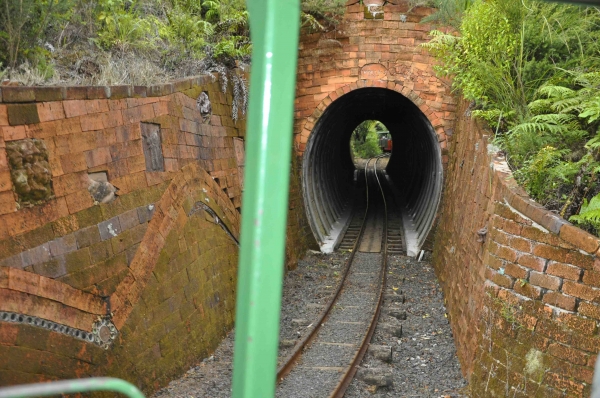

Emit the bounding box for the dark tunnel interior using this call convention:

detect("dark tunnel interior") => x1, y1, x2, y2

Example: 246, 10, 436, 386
301, 87, 443, 256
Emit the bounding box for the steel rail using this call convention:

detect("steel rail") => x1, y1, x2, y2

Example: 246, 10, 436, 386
330, 155, 390, 398
277, 155, 394, 396
276, 158, 375, 381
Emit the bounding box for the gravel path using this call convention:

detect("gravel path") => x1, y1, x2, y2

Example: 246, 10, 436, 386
152, 251, 467, 398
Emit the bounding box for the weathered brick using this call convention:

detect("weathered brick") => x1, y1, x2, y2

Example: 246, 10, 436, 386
513, 280, 542, 300
2, 87, 35, 102
547, 261, 582, 281
35, 87, 65, 102
32, 257, 67, 279
548, 343, 589, 366
84, 147, 112, 168
582, 270, 600, 289
7, 104, 40, 126
504, 263, 528, 279
578, 301, 600, 320
562, 281, 600, 302
543, 291, 577, 311
533, 243, 568, 263
137, 204, 156, 224
59, 152, 87, 174
510, 236, 532, 253
566, 250, 594, 270
530, 271, 561, 290
119, 208, 141, 231
517, 254, 546, 272
486, 267, 514, 288
0, 323, 19, 345
501, 219, 522, 235
89, 240, 113, 264
490, 242, 518, 263
63, 247, 91, 273
48, 234, 77, 257
485, 252, 505, 270
65, 189, 94, 214
560, 224, 600, 254
556, 313, 598, 336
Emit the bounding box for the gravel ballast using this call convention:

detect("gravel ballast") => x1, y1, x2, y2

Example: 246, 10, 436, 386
152, 251, 467, 398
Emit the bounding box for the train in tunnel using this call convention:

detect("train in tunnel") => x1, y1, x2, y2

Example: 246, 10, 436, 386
378, 131, 393, 153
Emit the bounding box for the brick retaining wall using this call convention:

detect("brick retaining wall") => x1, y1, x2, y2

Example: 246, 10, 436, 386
434, 99, 600, 397
0, 76, 248, 392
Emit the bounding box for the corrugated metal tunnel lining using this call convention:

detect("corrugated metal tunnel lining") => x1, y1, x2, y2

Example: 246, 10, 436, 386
302, 87, 443, 256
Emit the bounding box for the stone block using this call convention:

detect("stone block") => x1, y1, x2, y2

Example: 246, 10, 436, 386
75, 226, 102, 248
98, 216, 122, 241
7, 104, 40, 125
35, 87, 65, 102
64, 248, 91, 274
32, 257, 67, 279
2, 87, 35, 103
141, 123, 165, 172
137, 204, 156, 224
119, 208, 141, 231
5, 138, 53, 206
89, 240, 113, 264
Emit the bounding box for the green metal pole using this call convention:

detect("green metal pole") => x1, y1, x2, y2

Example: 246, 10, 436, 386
0, 377, 145, 398
232, 0, 300, 396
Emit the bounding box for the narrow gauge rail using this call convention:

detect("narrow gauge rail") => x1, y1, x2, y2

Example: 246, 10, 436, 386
276, 156, 401, 397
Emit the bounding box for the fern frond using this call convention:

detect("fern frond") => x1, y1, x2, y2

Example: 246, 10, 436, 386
527, 98, 553, 114
537, 84, 575, 99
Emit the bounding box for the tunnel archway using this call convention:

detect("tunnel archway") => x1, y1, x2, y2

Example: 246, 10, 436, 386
302, 87, 443, 256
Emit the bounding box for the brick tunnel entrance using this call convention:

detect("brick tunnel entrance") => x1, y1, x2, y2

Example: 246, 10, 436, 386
302, 87, 443, 256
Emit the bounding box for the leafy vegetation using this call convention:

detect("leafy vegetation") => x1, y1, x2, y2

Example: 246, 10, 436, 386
423, 0, 600, 234
0, 0, 346, 86
351, 120, 385, 159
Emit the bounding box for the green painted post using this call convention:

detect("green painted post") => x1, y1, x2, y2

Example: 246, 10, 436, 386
231, 0, 300, 396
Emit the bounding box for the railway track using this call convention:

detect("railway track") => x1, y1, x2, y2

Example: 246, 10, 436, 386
276, 156, 403, 397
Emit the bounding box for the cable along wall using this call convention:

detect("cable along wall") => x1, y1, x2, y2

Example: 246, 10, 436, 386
302, 87, 443, 256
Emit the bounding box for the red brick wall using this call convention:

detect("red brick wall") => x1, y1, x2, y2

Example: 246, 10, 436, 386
434, 99, 600, 397
0, 76, 246, 392
0, 75, 244, 237
293, 2, 456, 158
289, 2, 458, 254
0, 162, 241, 393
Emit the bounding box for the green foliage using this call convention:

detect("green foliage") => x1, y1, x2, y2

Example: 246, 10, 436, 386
424, 0, 600, 232
423, 0, 474, 28
301, 0, 346, 19
0, 0, 74, 68
504, 71, 600, 212
570, 193, 600, 234
351, 120, 384, 159
423, 0, 527, 127
94, 0, 158, 51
